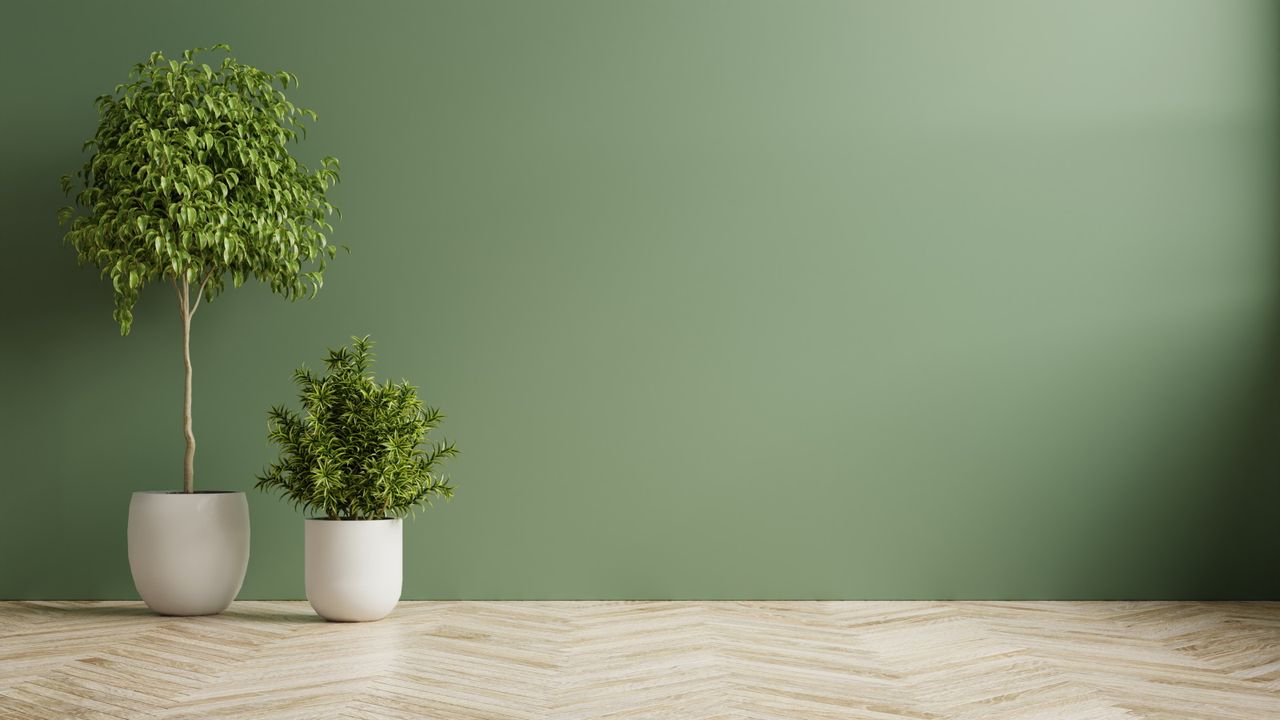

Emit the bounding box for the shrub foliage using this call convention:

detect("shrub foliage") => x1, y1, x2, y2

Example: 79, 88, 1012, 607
257, 337, 459, 520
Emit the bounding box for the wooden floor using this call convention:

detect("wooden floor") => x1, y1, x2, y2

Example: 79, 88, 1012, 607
0, 601, 1277, 719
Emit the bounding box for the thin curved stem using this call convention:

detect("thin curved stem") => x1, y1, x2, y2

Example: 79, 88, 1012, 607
178, 279, 196, 493
189, 268, 213, 316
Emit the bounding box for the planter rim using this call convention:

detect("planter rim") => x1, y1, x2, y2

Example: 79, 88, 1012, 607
132, 490, 246, 495
304, 517, 401, 523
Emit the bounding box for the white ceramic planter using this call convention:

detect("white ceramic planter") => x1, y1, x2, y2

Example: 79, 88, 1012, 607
305, 518, 402, 622
127, 491, 250, 616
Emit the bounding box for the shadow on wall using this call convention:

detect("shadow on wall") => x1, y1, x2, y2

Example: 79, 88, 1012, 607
1198, 28, 1280, 598
1197, 112, 1280, 600
0, 145, 155, 598
1202, 337, 1280, 599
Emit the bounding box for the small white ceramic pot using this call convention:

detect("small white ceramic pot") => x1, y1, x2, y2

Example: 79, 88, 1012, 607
127, 491, 250, 616
305, 518, 402, 622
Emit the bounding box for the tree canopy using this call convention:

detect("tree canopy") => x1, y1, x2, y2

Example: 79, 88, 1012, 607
59, 44, 340, 334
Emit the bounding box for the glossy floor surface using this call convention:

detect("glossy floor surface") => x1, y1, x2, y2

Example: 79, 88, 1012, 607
1, 601, 1278, 719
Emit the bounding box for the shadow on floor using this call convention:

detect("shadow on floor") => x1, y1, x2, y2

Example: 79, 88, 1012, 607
9, 601, 327, 624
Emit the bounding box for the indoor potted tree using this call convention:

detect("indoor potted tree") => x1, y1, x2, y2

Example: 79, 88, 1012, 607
58, 45, 341, 616
257, 336, 458, 622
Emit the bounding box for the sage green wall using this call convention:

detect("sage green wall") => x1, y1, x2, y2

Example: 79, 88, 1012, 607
2, 0, 1277, 599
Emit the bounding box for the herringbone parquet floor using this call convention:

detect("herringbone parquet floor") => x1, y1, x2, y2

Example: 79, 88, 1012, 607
0, 601, 1277, 719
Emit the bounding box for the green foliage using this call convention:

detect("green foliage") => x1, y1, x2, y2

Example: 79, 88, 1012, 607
257, 337, 459, 520
58, 44, 340, 334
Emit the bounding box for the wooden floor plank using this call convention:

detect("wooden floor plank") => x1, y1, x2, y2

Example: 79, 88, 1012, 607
0, 601, 1276, 718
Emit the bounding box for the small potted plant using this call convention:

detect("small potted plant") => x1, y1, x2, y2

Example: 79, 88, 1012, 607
58, 45, 340, 616
257, 336, 458, 622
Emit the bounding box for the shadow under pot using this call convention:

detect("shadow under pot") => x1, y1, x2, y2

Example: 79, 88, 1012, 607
305, 518, 402, 622
127, 491, 250, 616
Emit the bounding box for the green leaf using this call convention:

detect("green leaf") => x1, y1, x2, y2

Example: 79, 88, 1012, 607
56, 44, 342, 337
257, 337, 459, 520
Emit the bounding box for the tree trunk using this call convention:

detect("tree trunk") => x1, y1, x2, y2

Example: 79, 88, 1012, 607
180, 281, 195, 494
